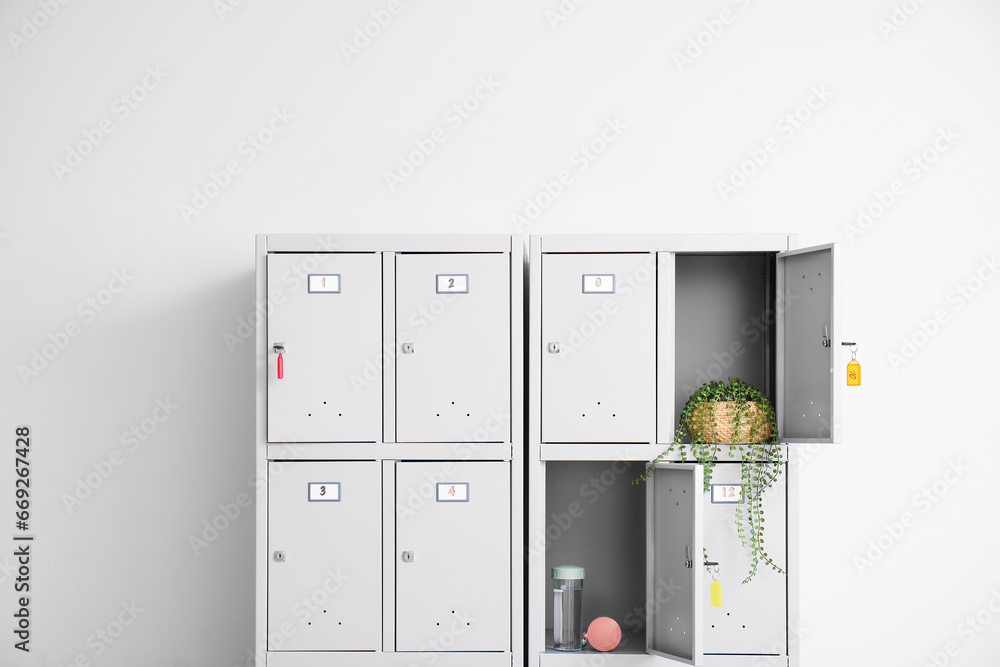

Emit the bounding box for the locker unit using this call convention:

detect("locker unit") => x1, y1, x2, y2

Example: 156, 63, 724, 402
528, 235, 841, 667
256, 235, 523, 667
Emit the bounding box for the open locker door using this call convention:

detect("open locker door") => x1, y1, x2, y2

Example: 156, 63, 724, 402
647, 463, 703, 665
777, 243, 839, 443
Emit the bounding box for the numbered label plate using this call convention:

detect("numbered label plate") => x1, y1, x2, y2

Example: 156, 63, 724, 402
710, 484, 743, 504
308, 274, 341, 294
308, 482, 341, 502
436, 482, 470, 502
582, 274, 615, 294
436, 274, 469, 294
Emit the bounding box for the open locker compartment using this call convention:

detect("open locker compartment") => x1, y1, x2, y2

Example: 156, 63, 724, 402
670, 244, 837, 446
542, 460, 649, 654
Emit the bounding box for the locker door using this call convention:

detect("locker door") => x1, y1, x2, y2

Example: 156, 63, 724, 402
702, 463, 786, 654
267, 461, 381, 651
542, 253, 656, 443
395, 253, 510, 443
648, 463, 704, 665
267, 253, 382, 443
395, 461, 510, 651
777, 244, 838, 442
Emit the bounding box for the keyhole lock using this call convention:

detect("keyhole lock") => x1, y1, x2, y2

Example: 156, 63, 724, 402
401, 342, 414, 354
273, 550, 286, 563
548, 342, 560, 354
273, 342, 285, 354
822, 326, 831, 348
402, 551, 414, 562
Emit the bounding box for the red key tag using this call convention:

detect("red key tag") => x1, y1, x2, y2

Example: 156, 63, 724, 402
277, 352, 284, 379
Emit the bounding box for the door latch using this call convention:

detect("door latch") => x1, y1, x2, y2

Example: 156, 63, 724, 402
822, 326, 830, 348
273, 343, 285, 379
401, 551, 414, 562
273, 550, 286, 562
547, 342, 560, 354
401, 342, 414, 354
685, 546, 692, 569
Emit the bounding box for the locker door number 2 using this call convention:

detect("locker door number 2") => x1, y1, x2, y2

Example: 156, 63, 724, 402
436, 274, 469, 294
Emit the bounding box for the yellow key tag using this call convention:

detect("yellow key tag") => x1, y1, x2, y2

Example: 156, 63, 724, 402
847, 359, 861, 386
710, 578, 722, 607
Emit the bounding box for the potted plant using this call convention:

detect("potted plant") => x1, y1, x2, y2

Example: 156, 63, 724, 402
635, 378, 784, 583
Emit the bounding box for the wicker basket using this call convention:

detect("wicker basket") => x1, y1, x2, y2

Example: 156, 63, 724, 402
686, 401, 772, 444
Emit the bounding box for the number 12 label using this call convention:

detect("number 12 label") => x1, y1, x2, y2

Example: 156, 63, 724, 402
710, 484, 743, 504
308, 482, 341, 502
436, 274, 469, 294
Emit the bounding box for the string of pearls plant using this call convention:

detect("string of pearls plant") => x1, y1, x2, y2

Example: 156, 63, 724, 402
635, 378, 785, 584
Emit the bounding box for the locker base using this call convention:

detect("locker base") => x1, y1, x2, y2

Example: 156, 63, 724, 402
266, 651, 512, 666
538, 653, 786, 666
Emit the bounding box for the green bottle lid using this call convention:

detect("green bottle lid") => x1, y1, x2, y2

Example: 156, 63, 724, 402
551, 565, 585, 580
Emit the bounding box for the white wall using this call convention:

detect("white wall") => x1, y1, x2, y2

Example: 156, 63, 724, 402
2, 1, 998, 665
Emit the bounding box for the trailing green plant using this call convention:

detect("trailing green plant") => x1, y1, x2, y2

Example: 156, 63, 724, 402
634, 378, 785, 584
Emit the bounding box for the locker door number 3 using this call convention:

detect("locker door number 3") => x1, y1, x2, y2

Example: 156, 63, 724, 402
308, 482, 341, 502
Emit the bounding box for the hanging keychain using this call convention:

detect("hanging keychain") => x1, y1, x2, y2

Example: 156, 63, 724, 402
845, 343, 860, 386
710, 565, 722, 607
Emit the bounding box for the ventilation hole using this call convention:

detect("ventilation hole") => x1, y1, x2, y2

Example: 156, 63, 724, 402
338, 622, 342, 626
452, 401, 455, 404
308, 622, 311, 626
436, 622, 440, 626
467, 622, 470, 626
338, 413, 342, 417
452, 610, 455, 614
308, 413, 311, 417
742, 625, 746, 629
436, 414, 440, 417
597, 401, 601, 405
712, 625, 715, 628
466, 413, 470, 417
323, 610, 327, 613
582, 413, 586, 417
612, 413, 616, 417
323, 401, 327, 405
727, 613, 731, 616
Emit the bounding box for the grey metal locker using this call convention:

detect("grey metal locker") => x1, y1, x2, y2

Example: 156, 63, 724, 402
777, 244, 837, 442
541, 253, 656, 443
703, 462, 787, 655
395, 461, 511, 652
267, 461, 382, 651
395, 253, 511, 443
266, 253, 383, 443
648, 462, 705, 665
